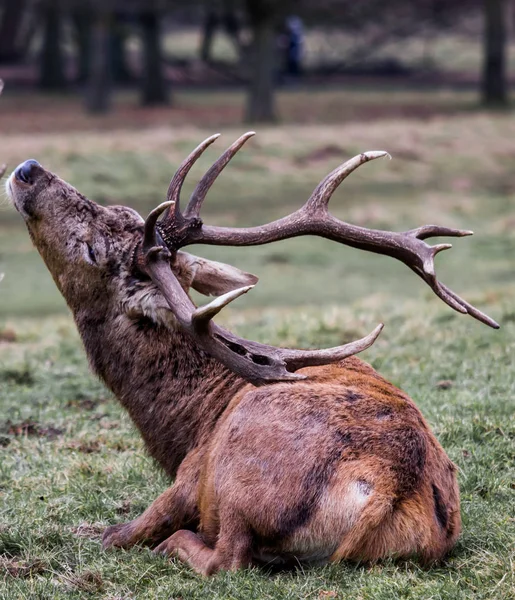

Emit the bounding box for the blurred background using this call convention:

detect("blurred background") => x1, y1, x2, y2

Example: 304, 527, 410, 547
0, 0, 513, 320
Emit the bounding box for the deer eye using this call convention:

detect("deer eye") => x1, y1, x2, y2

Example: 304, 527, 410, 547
85, 243, 97, 265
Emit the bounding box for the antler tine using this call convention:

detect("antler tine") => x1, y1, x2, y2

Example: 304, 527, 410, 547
165, 133, 221, 214
405, 241, 500, 328
192, 285, 255, 329
407, 224, 474, 239
430, 278, 499, 328
184, 132, 256, 219
431, 244, 453, 257
283, 323, 384, 371
305, 151, 390, 214
143, 201, 174, 251
441, 282, 499, 328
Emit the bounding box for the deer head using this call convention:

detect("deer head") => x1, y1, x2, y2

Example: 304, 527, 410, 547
5, 159, 257, 327
6, 134, 498, 386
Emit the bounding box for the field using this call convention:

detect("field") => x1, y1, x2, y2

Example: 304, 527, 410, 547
0, 87, 514, 599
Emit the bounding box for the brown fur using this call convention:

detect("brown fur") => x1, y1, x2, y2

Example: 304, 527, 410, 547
7, 163, 461, 576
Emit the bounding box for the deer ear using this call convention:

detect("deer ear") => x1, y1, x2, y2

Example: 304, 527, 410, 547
173, 251, 258, 297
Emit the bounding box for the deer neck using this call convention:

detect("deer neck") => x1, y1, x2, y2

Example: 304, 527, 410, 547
73, 309, 247, 476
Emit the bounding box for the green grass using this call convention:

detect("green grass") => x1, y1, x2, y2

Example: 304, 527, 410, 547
1, 87, 514, 598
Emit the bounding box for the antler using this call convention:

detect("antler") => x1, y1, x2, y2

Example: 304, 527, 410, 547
156, 133, 499, 330
142, 201, 383, 385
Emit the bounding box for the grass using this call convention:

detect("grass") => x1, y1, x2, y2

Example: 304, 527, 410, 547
0, 87, 514, 598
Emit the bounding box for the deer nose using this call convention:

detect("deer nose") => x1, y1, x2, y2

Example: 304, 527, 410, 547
15, 159, 40, 185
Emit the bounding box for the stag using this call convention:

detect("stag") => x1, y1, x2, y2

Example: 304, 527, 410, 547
6, 134, 497, 575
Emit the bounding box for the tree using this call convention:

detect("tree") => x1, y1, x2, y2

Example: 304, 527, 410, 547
244, 0, 287, 123
0, 0, 28, 63
111, 13, 133, 84
85, 10, 112, 113
140, 9, 169, 105
200, 7, 220, 63
39, 0, 67, 90
72, 7, 93, 83
482, 0, 508, 107
73, 9, 132, 86
199, 0, 242, 63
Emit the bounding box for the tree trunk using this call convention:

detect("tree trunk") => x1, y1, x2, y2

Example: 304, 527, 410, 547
39, 1, 66, 90
20, 9, 38, 57
72, 9, 92, 83
200, 10, 219, 63
85, 12, 111, 114
0, 0, 27, 63
223, 0, 242, 57
111, 16, 132, 84
245, 15, 277, 123
482, 0, 508, 107
140, 11, 169, 106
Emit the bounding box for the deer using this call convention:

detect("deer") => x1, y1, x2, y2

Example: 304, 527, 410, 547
6, 133, 499, 576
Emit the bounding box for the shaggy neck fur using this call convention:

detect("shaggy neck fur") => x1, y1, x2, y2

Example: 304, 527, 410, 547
73, 306, 247, 477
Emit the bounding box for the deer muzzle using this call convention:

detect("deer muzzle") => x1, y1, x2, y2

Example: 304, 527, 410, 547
7, 159, 45, 219
14, 159, 41, 185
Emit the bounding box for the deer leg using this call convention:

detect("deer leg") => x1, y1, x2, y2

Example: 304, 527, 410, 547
102, 453, 201, 550
102, 484, 196, 549
154, 517, 253, 576
154, 530, 215, 575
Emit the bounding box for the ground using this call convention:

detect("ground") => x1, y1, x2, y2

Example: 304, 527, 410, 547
0, 86, 514, 599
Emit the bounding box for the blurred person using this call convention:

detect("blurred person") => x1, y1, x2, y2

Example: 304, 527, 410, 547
279, 15, 303, 79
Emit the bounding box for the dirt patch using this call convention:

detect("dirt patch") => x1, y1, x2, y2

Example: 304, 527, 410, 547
66, 439, 102, 454
115, 500, 132, 516
6, 419, 39, 436
63, 570, 104, 593
66, 434, 131, 454
263, 252, 291, 265
436, 379, 454, 390
0, 556, 48, 578
72, 522, 105, 540
3, 419, 64, 439
99, 419, 119, 430
0, 367, 35, 386
295, 144, 347, 166
0, 328, 17, 343
0, 101, 241, 135
90, 412, 110, 421
66, 396, 107, 411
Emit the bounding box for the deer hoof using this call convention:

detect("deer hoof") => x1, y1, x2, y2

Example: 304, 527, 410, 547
102, 521, 137, 550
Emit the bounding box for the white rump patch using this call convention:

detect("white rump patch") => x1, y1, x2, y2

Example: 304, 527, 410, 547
258, 478, 374, 566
